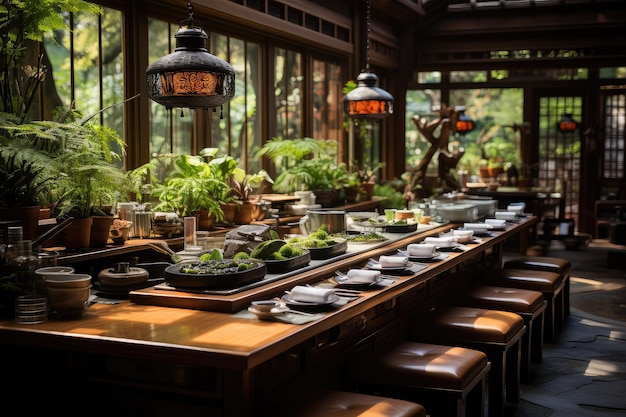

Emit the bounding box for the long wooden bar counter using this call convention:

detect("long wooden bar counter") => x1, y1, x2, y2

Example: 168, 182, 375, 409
0, 217, 536, 416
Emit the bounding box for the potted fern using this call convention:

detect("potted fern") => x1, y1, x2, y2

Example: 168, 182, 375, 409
256, 138, 346, 207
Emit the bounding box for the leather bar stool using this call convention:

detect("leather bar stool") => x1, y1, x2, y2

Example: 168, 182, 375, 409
349, 342, 490, 417
494, 268, 564, 343
503, 256, 572, 320
459, 286, 547, 383
409, 306, 525, 417
268, 388, 427, 417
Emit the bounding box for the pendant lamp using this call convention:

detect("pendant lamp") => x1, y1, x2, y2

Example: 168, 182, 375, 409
146, 1, 235, 109
455, 106, 475, 135
343, 0, 393, 119
557, 113, 578, 133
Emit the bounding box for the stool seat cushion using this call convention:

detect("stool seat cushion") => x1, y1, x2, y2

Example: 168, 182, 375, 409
270, 388, 427, 417
503, 256, 571, 275
426, 306, 525, 344
499, 269, 562, 293
353, 342, 488, 391
465, 286, 545, 313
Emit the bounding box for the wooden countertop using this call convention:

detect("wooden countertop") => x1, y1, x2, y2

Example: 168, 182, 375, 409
0, 217, 537, 372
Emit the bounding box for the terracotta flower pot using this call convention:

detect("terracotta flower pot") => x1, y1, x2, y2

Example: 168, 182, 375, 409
233, 203, 255, 225
90, 216, 114, 247
62, 217, 94, 250
0, 206, 41, 241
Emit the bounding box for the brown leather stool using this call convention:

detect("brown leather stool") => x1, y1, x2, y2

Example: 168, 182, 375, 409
410, 306, 525, 417
349, 342, 490, 417
460, 286, 547, 383
503, 256, 571, 320
268, 388, 427, 417
495, 268, 564, 343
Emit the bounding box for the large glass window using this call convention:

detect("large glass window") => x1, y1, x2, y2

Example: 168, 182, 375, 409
312, 59, 343, 143
44, 6, 124, 160
405, 87, 523, 180
207, 34, 263, 174
274, 48, 303, 140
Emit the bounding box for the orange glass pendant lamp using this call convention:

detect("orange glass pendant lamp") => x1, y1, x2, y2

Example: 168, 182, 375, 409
146, 1, 234, 109
455, 106, 475, 135
343, 0, 393, 119
344, 72, 394, 119
557, 113, 578, 132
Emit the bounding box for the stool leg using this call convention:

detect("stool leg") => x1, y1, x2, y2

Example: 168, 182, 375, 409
485, 350, 506, 417
520, 319, 532, 384
544, 296, 556, 343
564, 275, 570, 319
465, 374, 487, 417
555, 287, 565, 329
531, 308, 545, 363
505, 340, 521, 403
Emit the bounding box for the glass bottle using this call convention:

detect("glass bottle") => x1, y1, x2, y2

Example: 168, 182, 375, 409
12, 240, 43, 296
2, 226, 23, 276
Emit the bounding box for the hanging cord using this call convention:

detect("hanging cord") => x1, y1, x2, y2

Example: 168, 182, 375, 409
365, 0, 371, 72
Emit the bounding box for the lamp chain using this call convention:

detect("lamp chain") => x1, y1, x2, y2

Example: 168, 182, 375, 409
365, 0, 371, 72
187, 1, 194, 22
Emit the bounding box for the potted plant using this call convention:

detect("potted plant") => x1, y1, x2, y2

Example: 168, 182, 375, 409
257, 137, 346, 206
228, 170, 273, 224
0, 114, 61, 240
132, 150, 231, 230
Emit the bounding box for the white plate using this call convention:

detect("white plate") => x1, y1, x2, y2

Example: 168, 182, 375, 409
333, 275, 383, 288
281, 293, 340, 307
368, 261, 414, 272
397, 250, 440, 261
248, 304, 290, 318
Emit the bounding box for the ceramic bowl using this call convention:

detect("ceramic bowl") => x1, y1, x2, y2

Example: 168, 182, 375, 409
251, 300, 283, 312
35, 266, 75, 280
46, 285, 91, 314
45, 273, 92, 289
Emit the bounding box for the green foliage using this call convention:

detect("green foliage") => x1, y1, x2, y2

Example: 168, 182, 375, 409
0, 0, 102, 118
0, 112, 60, 206
149, 154, 228, 220
256, 138, 347, 193
0, 109, 130, 216
374, 184, 405, 209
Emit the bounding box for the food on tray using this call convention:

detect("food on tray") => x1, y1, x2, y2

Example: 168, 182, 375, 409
177, 259, 262, 275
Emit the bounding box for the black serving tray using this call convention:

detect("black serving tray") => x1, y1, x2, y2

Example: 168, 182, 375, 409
385, 223, 418, 233
307, 239, 348, 260
164, 260, 267, 290
264, 250, 312, 274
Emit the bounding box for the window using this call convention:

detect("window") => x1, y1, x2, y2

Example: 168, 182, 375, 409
274, 48, 303, 140
43, 6, 124, 162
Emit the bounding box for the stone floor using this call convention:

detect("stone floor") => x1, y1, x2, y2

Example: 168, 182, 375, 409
504, 240, 626, 417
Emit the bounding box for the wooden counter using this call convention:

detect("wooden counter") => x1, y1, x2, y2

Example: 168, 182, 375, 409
0, 217, 537, 416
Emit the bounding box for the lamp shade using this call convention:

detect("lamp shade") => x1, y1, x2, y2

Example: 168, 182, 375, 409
146, 25, 235, 109
557, 113, 578, 132
343, 71, 393, 119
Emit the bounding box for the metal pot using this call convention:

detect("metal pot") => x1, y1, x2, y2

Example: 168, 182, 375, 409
299, 209, 346, 235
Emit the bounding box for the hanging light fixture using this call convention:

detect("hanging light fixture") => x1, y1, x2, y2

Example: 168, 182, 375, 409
146, 1, 235, 109
343, 0, 394, 119
454, 106, 475, 135
557, 113, 578, 133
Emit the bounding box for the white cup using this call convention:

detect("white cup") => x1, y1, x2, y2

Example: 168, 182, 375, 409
407, 243, 436, 257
